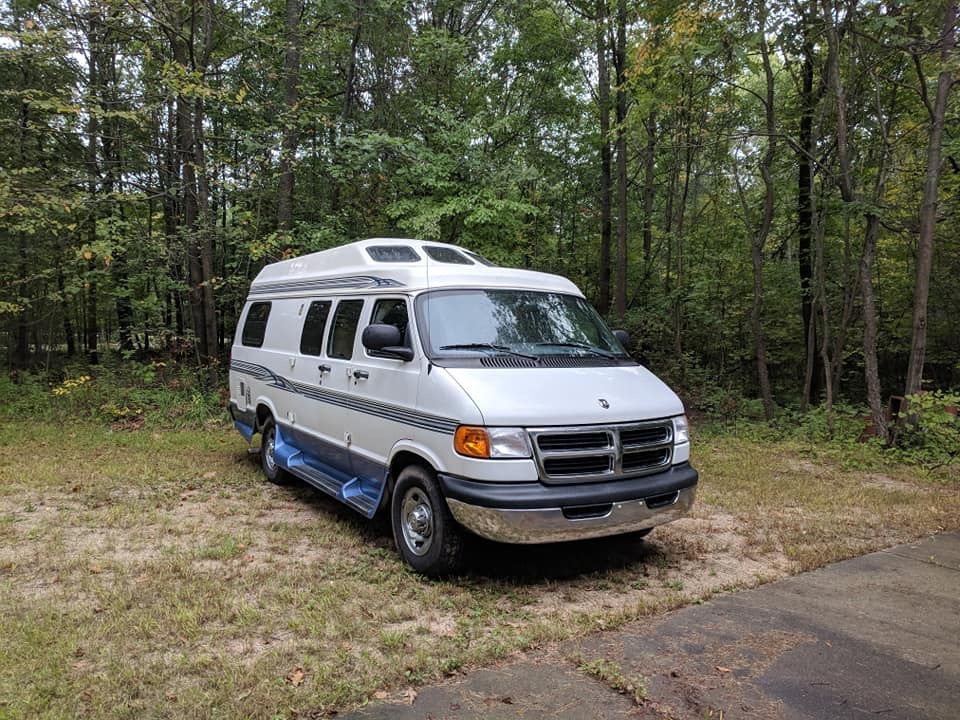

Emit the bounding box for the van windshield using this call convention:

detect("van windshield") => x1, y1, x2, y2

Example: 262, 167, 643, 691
417, 289, 629, 360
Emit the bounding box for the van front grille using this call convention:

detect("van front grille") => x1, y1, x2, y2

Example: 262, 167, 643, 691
530, 420, 673, 484
537, 431, 610, 451
621, 426, 670, 446
622, 448, 670, 471
543, 455, 612, 476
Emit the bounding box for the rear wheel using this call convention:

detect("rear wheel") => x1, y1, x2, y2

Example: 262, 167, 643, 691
260, 418, 292, 485
391, 465, 464, 576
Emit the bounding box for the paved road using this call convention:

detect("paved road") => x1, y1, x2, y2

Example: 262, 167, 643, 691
347, 532, 960, 719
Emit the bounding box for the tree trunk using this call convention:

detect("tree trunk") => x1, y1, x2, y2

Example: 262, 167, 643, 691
613, 0, 628, 320
642, 111, 656, 268
331, 0, 365, 215
798, 36, 816, 410
905, 0, 957, 396
751, 8, 776, 420
276, 0, 302, 233
194, 98, 219, 369
14, 21, 30, 370
85, 8, 101, 365
860, 213, 886, 440
168, 2, 218, 378
595, 0, 612, 314
57, 266, 75, 357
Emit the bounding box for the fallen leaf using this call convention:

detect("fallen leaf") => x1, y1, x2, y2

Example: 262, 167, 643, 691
373, 690, 388, 700
716, 666, 731, 674
202, 471, 217, 480
402, 688, 417, 704
286, 666, 306, 686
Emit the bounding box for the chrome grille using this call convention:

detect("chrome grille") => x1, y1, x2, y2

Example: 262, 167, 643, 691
530, 420, 673, 484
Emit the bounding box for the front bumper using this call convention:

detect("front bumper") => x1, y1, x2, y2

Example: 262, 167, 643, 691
439, 462, 698, 544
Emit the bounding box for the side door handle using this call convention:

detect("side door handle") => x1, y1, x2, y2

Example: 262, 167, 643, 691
352, 369, 369, 380
318, 364, 331, 374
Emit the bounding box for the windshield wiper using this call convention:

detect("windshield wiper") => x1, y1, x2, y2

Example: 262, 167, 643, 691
439, 343, 539, 361
533, 342, 623, 359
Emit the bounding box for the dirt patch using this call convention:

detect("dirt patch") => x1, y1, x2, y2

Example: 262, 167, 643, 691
527, 510, 796, 623
859, 472, 933, 493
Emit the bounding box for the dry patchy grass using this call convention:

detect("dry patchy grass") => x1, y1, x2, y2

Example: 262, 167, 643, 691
0, 421, 956, 719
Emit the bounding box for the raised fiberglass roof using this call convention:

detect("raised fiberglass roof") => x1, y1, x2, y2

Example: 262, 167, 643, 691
248, 238, 582, 298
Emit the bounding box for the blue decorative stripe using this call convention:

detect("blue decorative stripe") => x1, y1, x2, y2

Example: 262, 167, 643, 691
248, 275, 404, 296
229, 360, 459, 434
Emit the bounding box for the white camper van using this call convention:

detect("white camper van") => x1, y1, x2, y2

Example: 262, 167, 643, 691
229, 239, 698, 575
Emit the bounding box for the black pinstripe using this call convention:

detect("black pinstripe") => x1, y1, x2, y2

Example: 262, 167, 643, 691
248, 275, 404, 296
230, 360, 458, 434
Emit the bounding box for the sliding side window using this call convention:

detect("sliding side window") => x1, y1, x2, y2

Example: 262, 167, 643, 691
327, 299, 364, 360
299, 301, 332, 356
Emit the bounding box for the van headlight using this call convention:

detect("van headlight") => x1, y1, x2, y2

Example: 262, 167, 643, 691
454, 426, 531, 458
673, 415, 689, 444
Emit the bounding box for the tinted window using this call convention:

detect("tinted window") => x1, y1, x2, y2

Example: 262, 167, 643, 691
241, 302, 271, 347
367, 245, 421, 262
423, 246, 473, 265
299, 301, 332, 355
371, 298, 410, 346
327, 299, 363, 359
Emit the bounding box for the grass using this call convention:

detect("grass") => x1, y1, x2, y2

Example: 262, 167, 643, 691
0, 412, 957, 719
577, 657, 647, 704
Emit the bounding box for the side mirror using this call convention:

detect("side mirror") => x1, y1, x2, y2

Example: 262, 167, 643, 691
362, 324, 414, 361
612, 329, 631, 349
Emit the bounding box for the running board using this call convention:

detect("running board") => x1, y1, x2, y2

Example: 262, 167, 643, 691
285, 452, 381, 519
272, 424, 385, 519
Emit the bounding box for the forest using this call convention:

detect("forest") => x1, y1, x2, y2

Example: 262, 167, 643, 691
1, 0, 958, 443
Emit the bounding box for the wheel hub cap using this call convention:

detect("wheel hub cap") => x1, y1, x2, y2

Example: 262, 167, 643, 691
264, 433, 276, 473
400, 489, 434, 557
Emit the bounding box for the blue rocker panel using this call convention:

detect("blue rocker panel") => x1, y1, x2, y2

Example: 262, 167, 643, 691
272, 422, 387, 519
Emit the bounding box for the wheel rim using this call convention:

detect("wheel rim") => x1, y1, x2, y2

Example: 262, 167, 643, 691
264, 428, 277, 474
400, 487, 434, 557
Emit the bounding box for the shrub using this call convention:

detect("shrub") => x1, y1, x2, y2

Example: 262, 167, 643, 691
893, 391, 960, 470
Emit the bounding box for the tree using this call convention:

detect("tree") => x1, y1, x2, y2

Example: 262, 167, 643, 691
905, 0, 958, 396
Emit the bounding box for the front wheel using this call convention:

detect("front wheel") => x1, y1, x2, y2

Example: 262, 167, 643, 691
260, 418, 292, 485
391, 465, 464, 576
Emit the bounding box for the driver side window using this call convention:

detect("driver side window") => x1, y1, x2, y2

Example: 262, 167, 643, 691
370, 298, 410, 346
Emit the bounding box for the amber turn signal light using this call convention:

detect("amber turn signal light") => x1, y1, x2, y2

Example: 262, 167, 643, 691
454, 426, 490, 458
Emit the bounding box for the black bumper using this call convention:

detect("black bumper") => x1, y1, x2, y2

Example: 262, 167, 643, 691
438, 462, 699, 510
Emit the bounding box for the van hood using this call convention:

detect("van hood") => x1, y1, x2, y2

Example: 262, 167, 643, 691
443, 365, 684, 427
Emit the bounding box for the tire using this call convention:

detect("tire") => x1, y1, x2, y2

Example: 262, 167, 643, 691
260, 418, 292, 485
391, 465, 464, 576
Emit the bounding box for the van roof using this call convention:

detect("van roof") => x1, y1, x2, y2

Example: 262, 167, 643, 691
248, 238, 583, 298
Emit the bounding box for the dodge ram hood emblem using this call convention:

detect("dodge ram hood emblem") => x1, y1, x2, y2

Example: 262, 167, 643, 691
598, 398, 610, 409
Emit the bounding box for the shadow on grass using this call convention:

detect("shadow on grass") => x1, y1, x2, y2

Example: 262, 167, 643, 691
247, 452, 665, 583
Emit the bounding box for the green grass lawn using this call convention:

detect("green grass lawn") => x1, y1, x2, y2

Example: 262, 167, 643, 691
0, 419, 956, 719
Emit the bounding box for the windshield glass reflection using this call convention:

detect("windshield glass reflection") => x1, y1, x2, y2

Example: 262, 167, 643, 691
418, 290, 628, 358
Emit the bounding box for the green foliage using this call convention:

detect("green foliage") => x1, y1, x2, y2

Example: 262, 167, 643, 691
0, 362, 226, 430
893, 392, 960, 470
1, 0, 958, 420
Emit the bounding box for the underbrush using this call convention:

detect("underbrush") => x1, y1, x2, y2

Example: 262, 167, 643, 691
1, 360, 225, 430
698, 398, 959, 480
